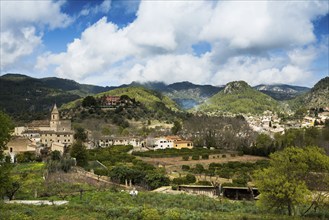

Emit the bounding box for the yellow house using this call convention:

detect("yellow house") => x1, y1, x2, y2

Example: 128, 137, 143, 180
173, 140, 193, 149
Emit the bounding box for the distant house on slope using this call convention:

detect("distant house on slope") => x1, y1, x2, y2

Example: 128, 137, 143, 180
99, 95, 121, 107
97, 136, 144, 148
151, 136, 193, 150
173, 140, 193, 149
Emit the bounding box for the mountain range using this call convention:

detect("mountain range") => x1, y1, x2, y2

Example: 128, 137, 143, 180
128, 81, 223, 109
253, 84, 310, 100
1, 73, 327, 120
121, 81, 311, 109
0, 74, 110, 121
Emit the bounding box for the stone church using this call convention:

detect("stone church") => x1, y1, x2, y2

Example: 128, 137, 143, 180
14, 104, 74, 154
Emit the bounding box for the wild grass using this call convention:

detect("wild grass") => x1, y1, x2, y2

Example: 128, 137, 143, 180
1, 190, 311, 220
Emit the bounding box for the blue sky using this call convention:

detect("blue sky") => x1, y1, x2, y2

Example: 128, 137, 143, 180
1, 0, 328, 87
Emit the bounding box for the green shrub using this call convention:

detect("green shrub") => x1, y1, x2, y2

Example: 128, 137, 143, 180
232, 177, 248, 186
94, 168, 108, 176
60, 158, 75, 172
192, 155, 200, 160
164, 208, 181, 220
172, 174, 196, 185
47, 157, 75, 173
145, 171, 170, 190
47, 160, 61, 173
106, 207, 122, 218
51, 150, 61, 161
232, 172, 250, 186
181, 165, 190, 171
201, 154, 209, 159
141, 208, 160, 220
172, 177, 186, 185
217, 168, 232, 179
127, 207, 143, 219
222, 154, 226, 158
182, 156, 189, 161
196, 181, 212, 186
185, 174, 196, 184
193, 164, 205, 174
16, 152, 36, 163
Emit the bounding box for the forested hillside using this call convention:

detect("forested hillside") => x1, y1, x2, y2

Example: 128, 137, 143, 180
288, 77, 329, 111
0, 74, 110, 122
196, 81, 279, 115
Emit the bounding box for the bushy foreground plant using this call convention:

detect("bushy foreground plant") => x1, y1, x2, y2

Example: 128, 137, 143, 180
255, 146, 329, 216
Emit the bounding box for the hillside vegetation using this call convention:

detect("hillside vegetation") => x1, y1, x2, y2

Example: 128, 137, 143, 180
0, 74, 110, 122
63, 86, 180, 112
196, 81, 279, 115
1, 189, 300, 220
288, 77, 329, 111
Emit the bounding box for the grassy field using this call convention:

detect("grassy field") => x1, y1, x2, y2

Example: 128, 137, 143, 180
0, 189, 317, 220
10, 162, 46, 200
2, 162, 328, 219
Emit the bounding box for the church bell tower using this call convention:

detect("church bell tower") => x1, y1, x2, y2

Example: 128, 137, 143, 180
50, 104, 60, 131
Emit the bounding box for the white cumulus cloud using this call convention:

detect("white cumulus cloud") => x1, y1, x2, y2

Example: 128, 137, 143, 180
32, 0, 329, 86
0, 0, 72, 70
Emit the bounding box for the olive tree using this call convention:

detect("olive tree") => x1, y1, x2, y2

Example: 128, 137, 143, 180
255, 146, 329, 216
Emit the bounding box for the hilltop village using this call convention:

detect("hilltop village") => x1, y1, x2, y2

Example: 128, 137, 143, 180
6, 103, 194, 162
